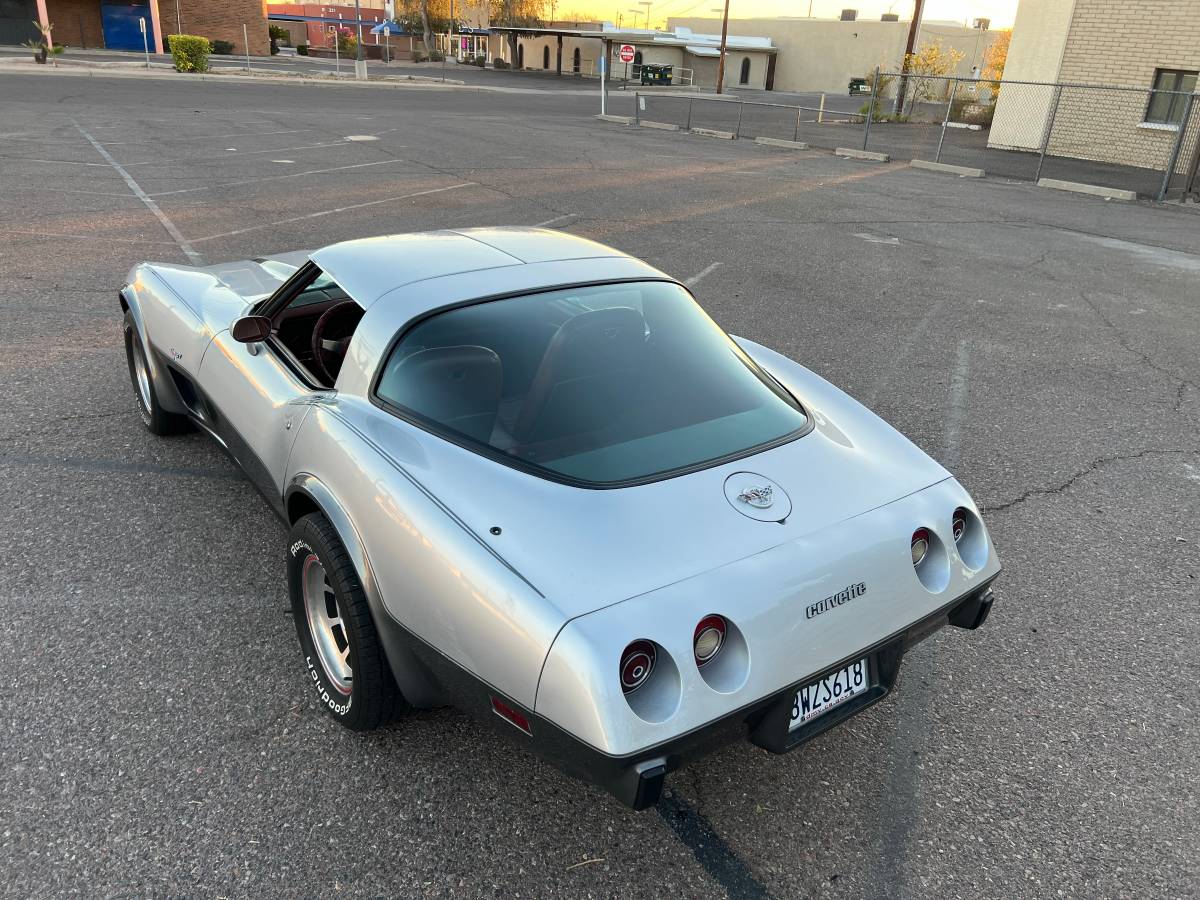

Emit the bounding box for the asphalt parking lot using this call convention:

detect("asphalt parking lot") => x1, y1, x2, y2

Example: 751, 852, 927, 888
1, 71, 1197, 898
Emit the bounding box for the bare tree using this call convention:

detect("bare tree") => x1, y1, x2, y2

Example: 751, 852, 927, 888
419, 0, 434, 52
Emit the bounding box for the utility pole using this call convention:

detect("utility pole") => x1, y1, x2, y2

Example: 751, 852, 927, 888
353, 0, 367, 79
714, 0, 730, 94
893, 0, 925, 115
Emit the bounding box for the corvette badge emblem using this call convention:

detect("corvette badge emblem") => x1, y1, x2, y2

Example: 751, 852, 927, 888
737, 485, 774, 509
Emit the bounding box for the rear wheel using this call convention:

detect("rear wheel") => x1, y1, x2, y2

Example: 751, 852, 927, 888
123, 311, 188, 435
287, 513, 408, 731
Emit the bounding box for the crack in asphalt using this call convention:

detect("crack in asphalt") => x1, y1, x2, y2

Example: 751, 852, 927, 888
1079, 289, 1197, 413
982, 447, 1200, 514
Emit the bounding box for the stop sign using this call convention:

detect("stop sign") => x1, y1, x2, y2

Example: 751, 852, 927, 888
619, 44, 636, 63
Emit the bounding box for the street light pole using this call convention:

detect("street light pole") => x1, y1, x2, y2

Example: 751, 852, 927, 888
353, 0, 367, 79
714, 0, 730, 94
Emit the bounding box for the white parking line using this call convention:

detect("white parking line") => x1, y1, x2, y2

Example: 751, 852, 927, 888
148, 159, 404, 197
942, 340, 970, 468
74, 122, 202, 264
190, 182, 477, 244
684, 262, 722, 287
533, 213, 578, 228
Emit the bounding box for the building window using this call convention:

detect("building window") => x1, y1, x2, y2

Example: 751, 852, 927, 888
1145, 69, 1197, 126
739, 58, 751, 85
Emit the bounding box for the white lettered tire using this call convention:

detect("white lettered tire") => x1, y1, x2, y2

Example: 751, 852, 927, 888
287, 513, 408, 730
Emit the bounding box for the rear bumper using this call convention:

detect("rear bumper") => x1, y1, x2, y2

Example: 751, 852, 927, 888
522, 580, 997, 809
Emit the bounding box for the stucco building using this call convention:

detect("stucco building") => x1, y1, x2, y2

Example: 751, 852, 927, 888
989, 0, 1199, 172
666, 15, 999, 94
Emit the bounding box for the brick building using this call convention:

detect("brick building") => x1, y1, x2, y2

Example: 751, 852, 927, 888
2, 0, 269, 56
268, 2, 389, 50
989, 0, 1200, 172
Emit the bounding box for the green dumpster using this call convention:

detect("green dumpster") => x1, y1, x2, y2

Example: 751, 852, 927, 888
640, 64, 673, 86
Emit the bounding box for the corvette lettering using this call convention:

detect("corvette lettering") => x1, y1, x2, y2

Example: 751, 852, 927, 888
806, 582, 867, 619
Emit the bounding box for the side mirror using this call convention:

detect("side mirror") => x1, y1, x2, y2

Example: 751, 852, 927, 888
231, 315, 272, 344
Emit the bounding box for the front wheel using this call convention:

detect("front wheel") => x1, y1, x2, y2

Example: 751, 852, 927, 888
287, 513, 409, 731
123, 311, 188, 435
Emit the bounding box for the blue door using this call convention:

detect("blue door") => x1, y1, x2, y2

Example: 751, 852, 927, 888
101, 2, 152, 51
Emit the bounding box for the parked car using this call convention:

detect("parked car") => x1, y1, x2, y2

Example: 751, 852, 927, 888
119, 228, 1000, 809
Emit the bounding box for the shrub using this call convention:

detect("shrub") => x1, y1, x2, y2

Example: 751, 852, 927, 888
492, 58, 510, 69
170, 34, 211, 72
335, 29, 356, 55
472, 54, 486, 67
210, 39, 234, 55
296, 43, 308, 56
411, 49, 426, 62
428, 49, 444, 62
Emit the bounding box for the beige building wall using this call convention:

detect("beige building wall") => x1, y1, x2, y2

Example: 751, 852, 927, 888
667, 17, 997, 94
988, 0, 1076, 149
990, 0, 1200, 171
1051, 0, 1200, 170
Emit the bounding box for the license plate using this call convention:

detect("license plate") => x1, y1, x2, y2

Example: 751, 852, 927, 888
789, 657, 870, 730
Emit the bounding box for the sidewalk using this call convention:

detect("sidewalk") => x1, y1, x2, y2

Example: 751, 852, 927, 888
0, 55, 470, 88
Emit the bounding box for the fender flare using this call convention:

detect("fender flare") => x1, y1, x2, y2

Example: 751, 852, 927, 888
285, 473, 444, 708
119, 283, 190, 415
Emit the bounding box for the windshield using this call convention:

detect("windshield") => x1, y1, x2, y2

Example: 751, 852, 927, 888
374, 280, 809, 485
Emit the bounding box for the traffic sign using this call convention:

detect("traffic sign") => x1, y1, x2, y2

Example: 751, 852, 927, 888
619, 44, 636, 63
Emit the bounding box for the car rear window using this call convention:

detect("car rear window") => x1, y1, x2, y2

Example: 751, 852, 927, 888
373, 280, 809, 485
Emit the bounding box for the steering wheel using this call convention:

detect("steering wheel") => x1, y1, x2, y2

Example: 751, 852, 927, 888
311, 300, 363, 386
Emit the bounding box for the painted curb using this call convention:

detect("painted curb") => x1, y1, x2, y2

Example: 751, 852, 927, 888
691, 127, 735, 139
910, 159, 984, 178
1037, 177, 1136, 201
639, 120, 681, 131
754, 137, 810, 150
835, 146, 890, 162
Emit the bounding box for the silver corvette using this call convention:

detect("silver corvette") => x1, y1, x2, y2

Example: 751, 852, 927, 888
119, 228, 1000, 809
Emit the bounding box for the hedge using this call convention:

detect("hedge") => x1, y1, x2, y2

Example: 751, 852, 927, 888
170, 34, 211, 72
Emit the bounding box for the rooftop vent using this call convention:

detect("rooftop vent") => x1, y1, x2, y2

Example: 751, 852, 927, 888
881, 12, 898, 20
840, 8, 857, 20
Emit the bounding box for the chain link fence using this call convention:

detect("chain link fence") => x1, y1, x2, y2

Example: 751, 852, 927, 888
863, 72, 1200, 200
612, 75, 1200, 201
623, 92, 865, 153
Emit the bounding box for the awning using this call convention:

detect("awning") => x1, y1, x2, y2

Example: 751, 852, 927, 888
685, 45, 721, 57
370, 21, 409, 34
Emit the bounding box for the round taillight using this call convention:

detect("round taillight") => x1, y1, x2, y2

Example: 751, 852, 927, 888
952, 508, 967, 543
620, 640, 656, 694
693, 615, 727, 667
911, 528, 930, 566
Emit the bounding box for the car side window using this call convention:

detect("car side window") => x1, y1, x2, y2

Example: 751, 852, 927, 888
270, 266, 363, 388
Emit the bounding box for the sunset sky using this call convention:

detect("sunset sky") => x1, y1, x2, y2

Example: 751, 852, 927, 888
586, 0, 1021, 30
